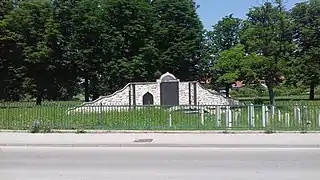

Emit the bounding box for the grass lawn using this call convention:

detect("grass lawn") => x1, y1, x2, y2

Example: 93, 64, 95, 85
0, 101, 319, 131
237, 95, 320, 105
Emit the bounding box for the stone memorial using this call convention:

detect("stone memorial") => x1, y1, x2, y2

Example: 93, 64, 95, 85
68, 72, 241, 113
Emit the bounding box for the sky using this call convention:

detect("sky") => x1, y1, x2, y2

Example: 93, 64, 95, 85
196, 0, 307, 30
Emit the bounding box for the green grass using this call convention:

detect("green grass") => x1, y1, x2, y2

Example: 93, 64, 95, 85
0, 101, 319, 131
236, 95, 320, 103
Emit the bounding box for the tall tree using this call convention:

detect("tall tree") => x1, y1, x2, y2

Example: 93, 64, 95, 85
48, 0, 82, 101
240, 0, 293, 105
208, 14, 242, 53
0, 0, 26, 101
62, 0, 109, 101
207, 14, 242, 96
290, 0, 320, 100
66, 0, 156, 101
151, 0, 204, 81
100, 0, 157, 96
211, 45, 245, 97
3, 0, 60, 105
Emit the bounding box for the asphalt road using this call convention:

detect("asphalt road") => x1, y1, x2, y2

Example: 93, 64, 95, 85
1, 146, 320, 180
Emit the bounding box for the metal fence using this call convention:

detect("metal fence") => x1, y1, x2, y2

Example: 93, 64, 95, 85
0, 102, 320, 131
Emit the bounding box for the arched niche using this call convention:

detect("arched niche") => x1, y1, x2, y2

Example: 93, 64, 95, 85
143, 92, 154, 105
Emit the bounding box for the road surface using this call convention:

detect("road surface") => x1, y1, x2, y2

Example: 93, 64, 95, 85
1, 146, 320, 180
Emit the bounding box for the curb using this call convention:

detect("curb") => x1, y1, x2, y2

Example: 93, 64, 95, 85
0, 130, 319, 134
1, 143, 320, 148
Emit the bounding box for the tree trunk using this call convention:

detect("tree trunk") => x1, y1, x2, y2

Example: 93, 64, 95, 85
225, 85, 230, 98
84, 77, 89, 102
266, 82, 275, 105
309, 82, 315, 100
36, 86, 43, 106
91, 76, 100, 101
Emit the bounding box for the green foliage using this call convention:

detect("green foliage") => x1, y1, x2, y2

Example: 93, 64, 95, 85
208, 14, 242, 52
211, 45, 246, 94
152, 0, 204, 81
240, 0, 294, 105
207, 14, 242, 96
213, 45, 244, 84
1, 0, 60, 104
0, 0, 319, 106
274, 86, 306, 96
1, 0, 205, 103
290, 0, 320, 100
231, 84, 308, 98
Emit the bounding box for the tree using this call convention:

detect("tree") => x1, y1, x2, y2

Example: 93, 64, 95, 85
290, 0, 320, 100
151, 0, 204, 81
66, 0, 156, 101
99, 0, 157, 96
3, 0, 61, 105
46, 0, 82, 101
207, 14, 242, 96
208, 14, 242, 53
211, 45, 245, 97
0, 0, 21, 101
0, 0, 14, 20
240, 0, 293, 105
61, 0, 110, 101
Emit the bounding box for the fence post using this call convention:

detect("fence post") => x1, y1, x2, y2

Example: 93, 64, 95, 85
297, 107, 301, 125
98, 103, 103, 129
294, 104, 298, 121
285, 113, 290, 127
168, 113, 172, 127
247, 105, 250, 128
265, 106, 269, 127
271, 105, 275, 120
301, 105, 308, 131
262, 105, 266, 128
146, 104, 151, 130
318, 111, 320, 128
250, 104, 255, 127
303, 105, 307, 125
235, 109, 239, 127
201, 108, 205, 125
216, 106, 221, 127
226, 106, 231, 128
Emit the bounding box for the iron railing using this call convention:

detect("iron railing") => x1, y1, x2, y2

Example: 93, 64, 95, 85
0, 102, 319, 131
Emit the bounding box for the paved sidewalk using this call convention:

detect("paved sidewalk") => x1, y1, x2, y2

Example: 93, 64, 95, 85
0, 133, 319, 147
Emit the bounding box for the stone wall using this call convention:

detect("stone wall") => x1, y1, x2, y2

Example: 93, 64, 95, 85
196, 83, 233, 105
67, 78, 241, 113
96, 84, 130, 106
135, 83, 159, 105
179, 82, 191, 105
